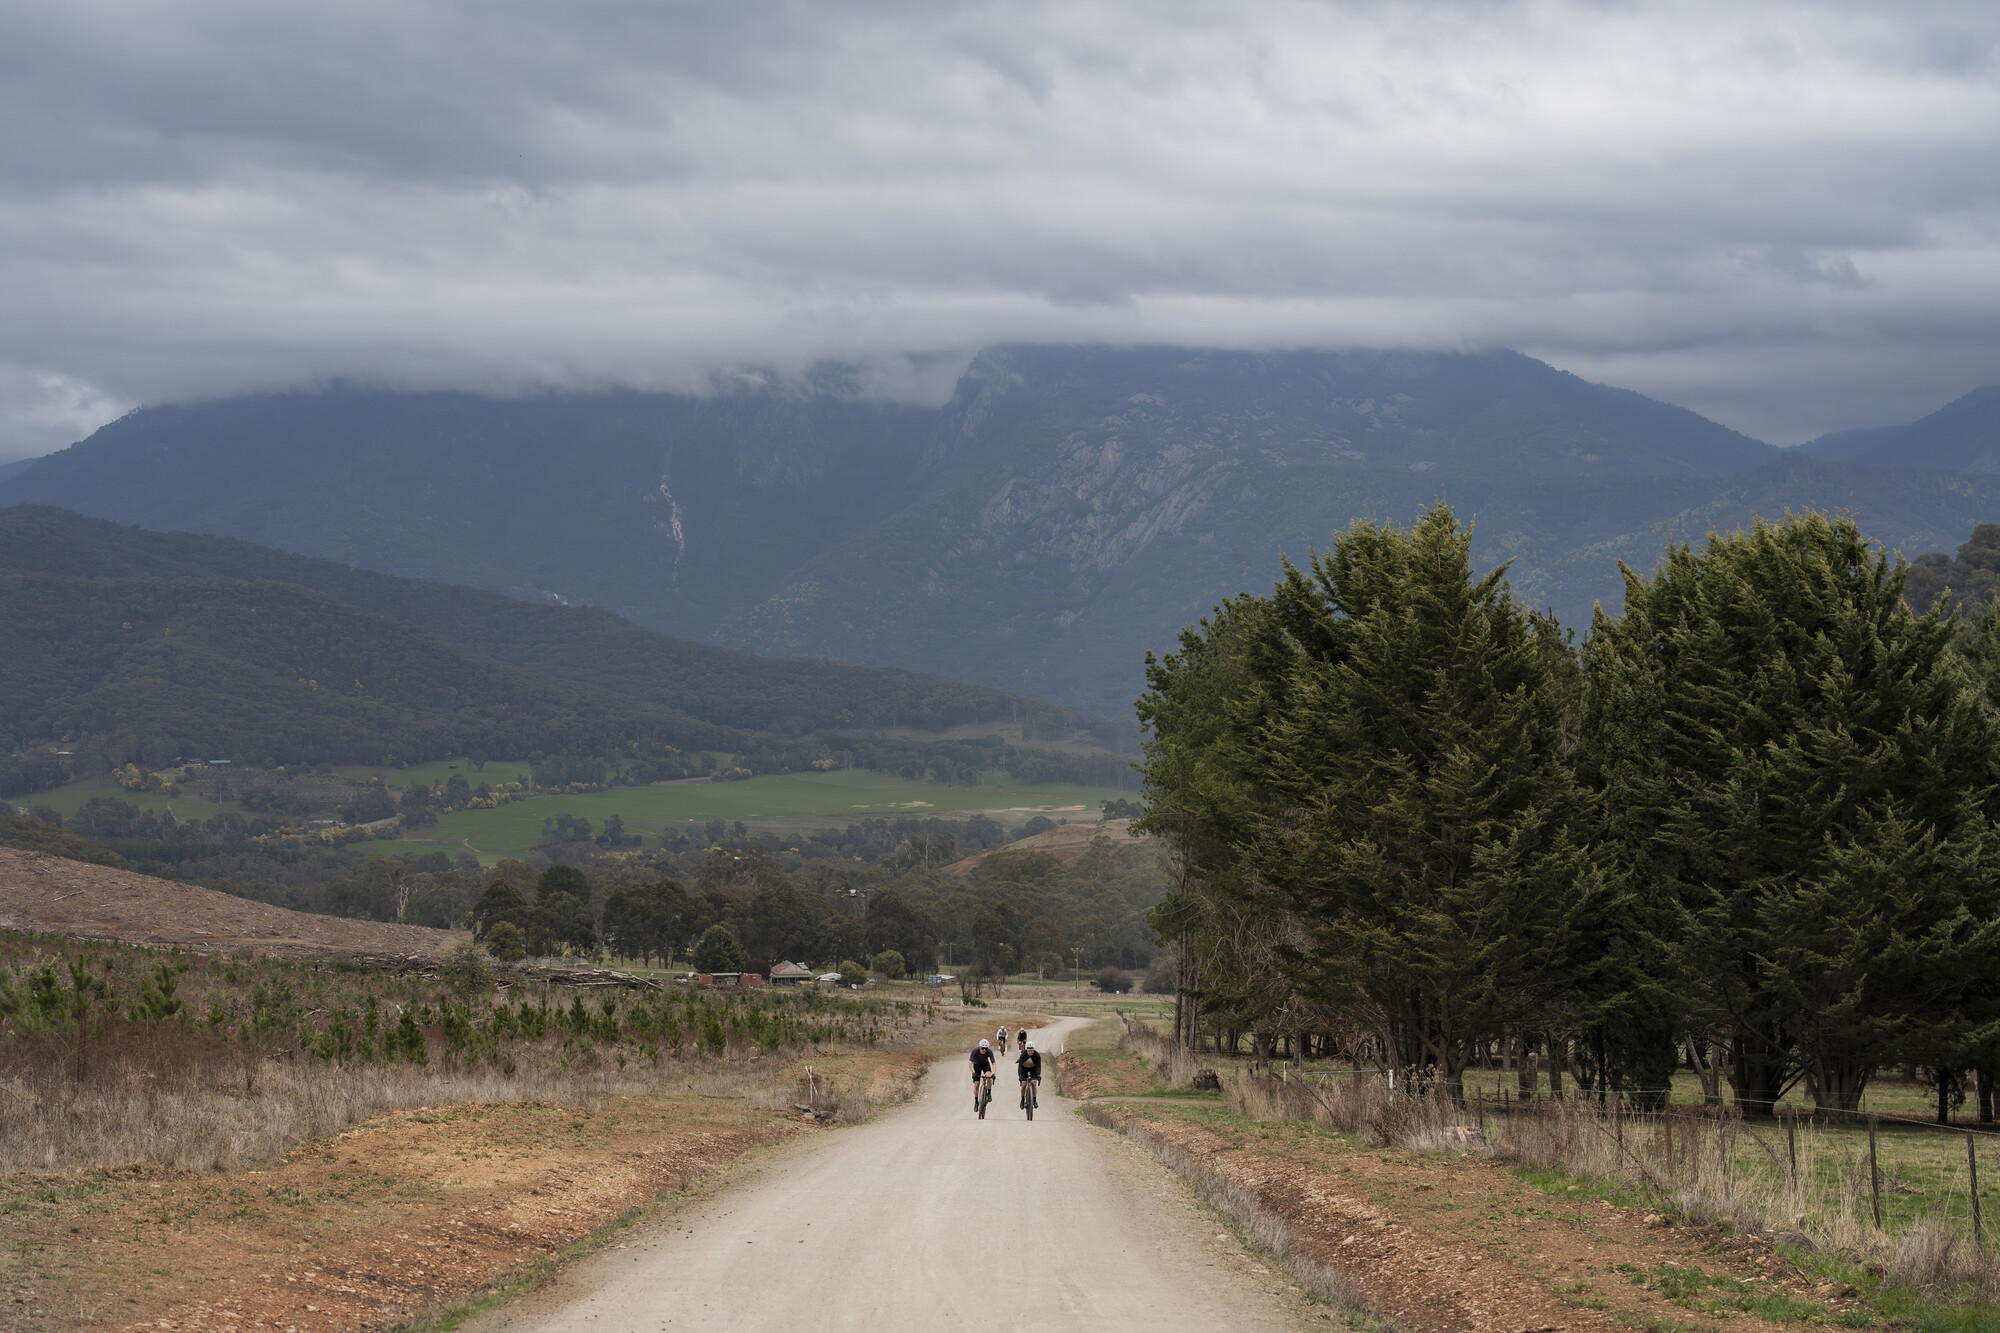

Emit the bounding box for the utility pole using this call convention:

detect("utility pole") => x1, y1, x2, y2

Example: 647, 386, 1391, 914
1071, 946, 1085, 995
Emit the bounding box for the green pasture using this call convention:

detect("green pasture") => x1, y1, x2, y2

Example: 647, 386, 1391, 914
396, 770, 1129, 862
13, 775, 233, 823
1457, 1067, 1963, 1122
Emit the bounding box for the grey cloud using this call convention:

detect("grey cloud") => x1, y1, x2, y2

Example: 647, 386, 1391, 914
4, 0, 2000, 458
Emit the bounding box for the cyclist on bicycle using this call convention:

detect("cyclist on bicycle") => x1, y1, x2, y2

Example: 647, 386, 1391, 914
996, 1025, 1009, 1055
1017, 1039, 1041, 1110
970, 1039, 996, 1112
1017, 1026, 1029, 1052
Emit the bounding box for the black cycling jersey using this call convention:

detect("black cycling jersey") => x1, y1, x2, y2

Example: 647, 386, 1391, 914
1017, 1050, 1042, 1080
970, 1048, 995, 1075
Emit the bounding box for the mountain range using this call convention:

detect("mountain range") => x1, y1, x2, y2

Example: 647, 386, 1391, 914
6, 346, 1996, 715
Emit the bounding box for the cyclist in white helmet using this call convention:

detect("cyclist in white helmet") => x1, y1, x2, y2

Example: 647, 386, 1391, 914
996, 1025, 1009, 1056
969, 1039, 997, 1113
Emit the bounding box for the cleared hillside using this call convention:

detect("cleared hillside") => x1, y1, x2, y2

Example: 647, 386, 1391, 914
0, 846, 454, 955
944, 817, 1145, 877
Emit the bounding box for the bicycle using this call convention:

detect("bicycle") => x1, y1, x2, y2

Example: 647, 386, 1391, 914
1020, 1077, 1038, 1120
976, 1072, 995, 1119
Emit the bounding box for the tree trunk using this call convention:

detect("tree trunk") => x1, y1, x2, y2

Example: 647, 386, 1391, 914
1938, 1069, 1953, 1126
1519, 1032, 1537, 1099
1809, 1052, 1870, 1124
1979, 1067, 1996, 1124
1730, 1024, 1789, 1119
1547, 1032, 1565, 1097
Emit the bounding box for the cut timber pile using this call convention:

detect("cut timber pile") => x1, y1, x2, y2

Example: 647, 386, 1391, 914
0, 846, 452, 957
944, 817, 1144, 878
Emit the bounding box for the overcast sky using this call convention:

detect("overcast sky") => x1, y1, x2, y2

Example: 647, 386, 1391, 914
3, 0, 1998, 459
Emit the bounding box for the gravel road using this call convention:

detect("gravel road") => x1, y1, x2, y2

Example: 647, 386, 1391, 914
468, 1017, 1319, 1330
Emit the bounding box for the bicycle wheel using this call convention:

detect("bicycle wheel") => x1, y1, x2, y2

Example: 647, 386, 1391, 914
1026, 1085, 1036, 1120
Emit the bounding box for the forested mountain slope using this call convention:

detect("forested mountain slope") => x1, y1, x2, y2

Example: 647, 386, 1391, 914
0, 507, 1107, 742
1798, 385, 2000, 472
8, 348, 1997, 713
0, 567, 740, 767
0, 386, 934, 631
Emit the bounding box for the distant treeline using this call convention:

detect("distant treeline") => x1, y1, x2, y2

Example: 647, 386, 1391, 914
1144, 508, 2000, 1122
1906, 522, 2000, 617
0, 806, 1164, 974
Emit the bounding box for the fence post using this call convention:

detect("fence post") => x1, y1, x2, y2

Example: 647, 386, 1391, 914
1970, 1132, 1985, 1258
1786, 1106, 1798, 1199
1663, 1090, 1675, 1184
1868, 1113, 1883, 1230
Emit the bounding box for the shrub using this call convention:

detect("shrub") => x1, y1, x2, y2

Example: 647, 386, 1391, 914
484, 920, 526, 962
1142, 959, 1175, 994
1095, 966, 1134, 994
438, 940, 495, 1001
870, 949, 906, 980
838, 960, 868, 987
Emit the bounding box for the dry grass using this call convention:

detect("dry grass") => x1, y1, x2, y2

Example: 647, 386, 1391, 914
0, 1039, 807, 1173
1117, 1023, 1218, 1089
1220, 1067, 2000, 1301
1080, 1103, 1387, 1326
0, 933, 930, 1173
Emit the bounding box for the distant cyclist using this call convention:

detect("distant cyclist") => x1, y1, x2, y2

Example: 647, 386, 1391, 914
1017, 1040, 1042, 1111
1017, 1026, 1029, 1051
970, 1039, 997, 1113
996, 1025, 1009, 1056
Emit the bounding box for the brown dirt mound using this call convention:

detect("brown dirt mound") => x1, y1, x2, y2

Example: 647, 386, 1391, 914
943, 818, 1145, 877
0, 848, 453, 958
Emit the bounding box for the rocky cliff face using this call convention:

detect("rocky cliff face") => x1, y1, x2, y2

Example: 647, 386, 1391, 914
717, 345, 1796, 709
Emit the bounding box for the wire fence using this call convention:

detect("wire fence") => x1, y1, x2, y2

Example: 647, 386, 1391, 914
1203, 1062, 2000, 1296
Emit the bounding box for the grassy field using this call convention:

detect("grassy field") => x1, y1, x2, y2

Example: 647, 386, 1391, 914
1457, 1066, 1970, 1122
398, 770, 1131, 862
13, 774, 235, 822
14, 766, 1128, 863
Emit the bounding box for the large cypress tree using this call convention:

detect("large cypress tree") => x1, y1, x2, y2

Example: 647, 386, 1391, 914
1582, 513, 2000, 1119
1242, 508, 1600, 1101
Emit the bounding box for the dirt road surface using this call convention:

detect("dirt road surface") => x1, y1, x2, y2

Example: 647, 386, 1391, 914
467, 1018, 1319, 1331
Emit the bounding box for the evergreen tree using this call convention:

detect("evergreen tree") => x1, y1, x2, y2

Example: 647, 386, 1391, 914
1582, 513, 2000, 1118
690, 923, 746, 973
1242, 509, 1600, 1100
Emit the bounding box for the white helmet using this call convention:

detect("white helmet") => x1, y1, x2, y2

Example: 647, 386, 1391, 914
1024, 1041, 1035, 1049
979, 1039, 989, 1048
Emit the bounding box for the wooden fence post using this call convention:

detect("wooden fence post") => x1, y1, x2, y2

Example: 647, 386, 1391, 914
1970, 1132, 1985, 1258
1663, 1091, 1675, 1184
1868, 1113, 1883, 1230
1785, 1106, 1798, 1197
